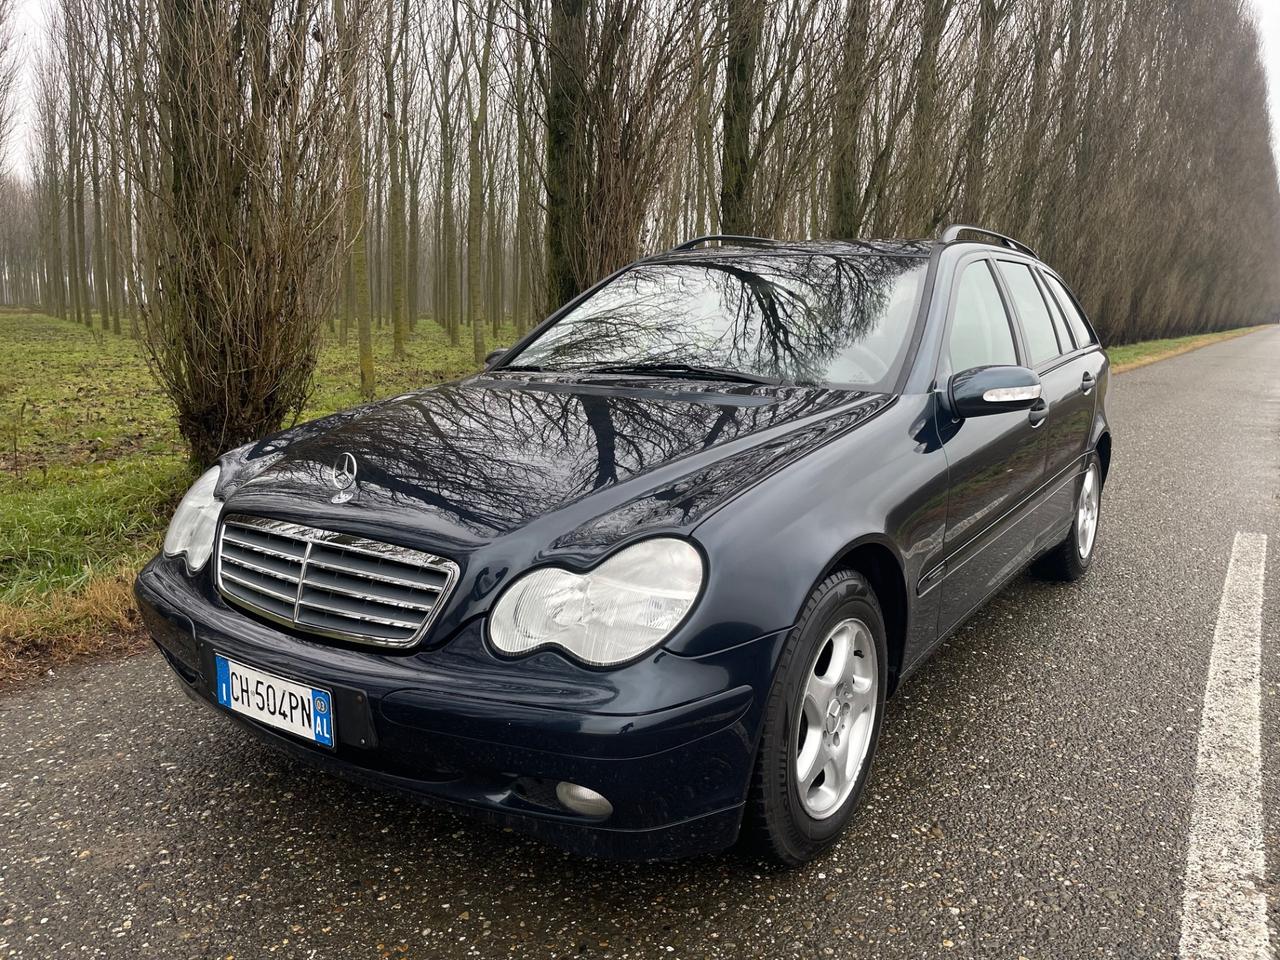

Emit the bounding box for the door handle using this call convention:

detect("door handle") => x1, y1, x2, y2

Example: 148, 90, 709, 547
1028, 399, 1048, 427
1080, 372, 1095, 395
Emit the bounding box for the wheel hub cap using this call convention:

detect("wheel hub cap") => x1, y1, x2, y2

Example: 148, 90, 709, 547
824, 699, 842, 734
793, 618, 878, 820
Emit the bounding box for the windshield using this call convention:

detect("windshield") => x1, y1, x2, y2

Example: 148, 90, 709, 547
504, 254, 928, 390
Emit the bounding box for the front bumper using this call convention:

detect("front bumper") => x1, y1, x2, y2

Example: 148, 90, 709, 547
135, 556, 787, 860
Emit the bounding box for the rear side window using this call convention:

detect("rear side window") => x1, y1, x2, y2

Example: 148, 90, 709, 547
1035, 276, 1078, 350
948, 261, 1018, 374
1041, 273, 1095, 347
997, 261, 1062, 365
1034, 273, 1075, 350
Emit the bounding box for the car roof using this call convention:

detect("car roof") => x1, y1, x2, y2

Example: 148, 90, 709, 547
646, 227, 1041, 265
647, 238, 935, 262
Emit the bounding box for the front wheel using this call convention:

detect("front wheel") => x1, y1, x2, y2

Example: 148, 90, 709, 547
744, 570, 887, 866
1036, 454, 1102, 581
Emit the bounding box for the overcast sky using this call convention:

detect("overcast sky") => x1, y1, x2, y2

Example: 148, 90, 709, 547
1256, 0, 1280, 166
5, 0, 1280, 177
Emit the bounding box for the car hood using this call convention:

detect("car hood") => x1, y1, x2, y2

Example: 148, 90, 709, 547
220, 372, 892, 559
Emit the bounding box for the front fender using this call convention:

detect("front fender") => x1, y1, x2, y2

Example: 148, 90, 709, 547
667, 396, 949, 661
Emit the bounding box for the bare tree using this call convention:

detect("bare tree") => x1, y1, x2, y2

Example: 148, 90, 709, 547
110, 0, 379, 466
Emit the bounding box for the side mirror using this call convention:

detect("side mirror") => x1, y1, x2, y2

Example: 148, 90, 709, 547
484, 348, 507, 369
948, 365, 1042, 419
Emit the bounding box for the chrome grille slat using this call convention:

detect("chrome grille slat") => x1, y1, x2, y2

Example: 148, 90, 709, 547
221, 568, 299, 604
222, 580, 297, 620
214, 514, 460, 649
303, 553, 448, 592
297, 607, 417, 642
220, 532, 308, 562
310, 536, 444, 566
302, 569, 435, 610
220, 547, 302, 583
221, 527, 308, 555
297, 594, 422, 629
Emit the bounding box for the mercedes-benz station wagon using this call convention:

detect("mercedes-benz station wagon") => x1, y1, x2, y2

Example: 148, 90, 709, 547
136, 225, 1111, 864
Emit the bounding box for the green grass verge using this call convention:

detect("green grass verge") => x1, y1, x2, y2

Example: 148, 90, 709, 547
0, 457, 189, 603
1108, 324, 1271, 372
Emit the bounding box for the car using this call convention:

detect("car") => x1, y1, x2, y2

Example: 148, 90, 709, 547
135, 224, 1111, 865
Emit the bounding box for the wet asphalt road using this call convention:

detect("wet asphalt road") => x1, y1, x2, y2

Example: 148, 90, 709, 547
2, 329, 1279, 959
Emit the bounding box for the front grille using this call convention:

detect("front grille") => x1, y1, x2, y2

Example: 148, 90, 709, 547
214, 514, 460, 648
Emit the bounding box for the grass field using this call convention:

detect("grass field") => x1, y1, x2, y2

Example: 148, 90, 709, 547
0, 310, 1271, 684
0, 311, 512, 681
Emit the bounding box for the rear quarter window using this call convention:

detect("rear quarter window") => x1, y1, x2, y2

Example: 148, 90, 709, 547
996, 261, 1062, 365
1041, 273, 1095, 348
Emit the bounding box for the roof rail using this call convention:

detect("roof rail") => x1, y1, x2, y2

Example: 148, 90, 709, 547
939, 224, 1038, 259
670, 234, 779, 252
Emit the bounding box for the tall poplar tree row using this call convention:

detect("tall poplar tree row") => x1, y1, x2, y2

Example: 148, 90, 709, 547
1, 0, 1278, 464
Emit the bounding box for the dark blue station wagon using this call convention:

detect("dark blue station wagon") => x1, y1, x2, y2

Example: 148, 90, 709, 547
136, 225, 1111, 864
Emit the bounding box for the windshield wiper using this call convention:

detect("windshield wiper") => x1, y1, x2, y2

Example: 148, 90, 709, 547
584, 362, 784, 386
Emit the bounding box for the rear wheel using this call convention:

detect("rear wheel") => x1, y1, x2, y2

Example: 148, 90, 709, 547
744, 570, 887, 866
1036, 454, 1102, 581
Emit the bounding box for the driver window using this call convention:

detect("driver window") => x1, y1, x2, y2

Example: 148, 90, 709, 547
948, 261, 1018, 374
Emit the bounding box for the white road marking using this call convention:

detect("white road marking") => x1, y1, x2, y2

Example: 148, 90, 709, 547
1180, 531, 1271, 960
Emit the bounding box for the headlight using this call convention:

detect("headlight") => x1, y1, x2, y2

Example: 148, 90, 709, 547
488, 538, 704, 666
163, 466, 222, 573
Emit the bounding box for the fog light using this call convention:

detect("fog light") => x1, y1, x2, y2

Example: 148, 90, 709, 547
555, 781, 613, 818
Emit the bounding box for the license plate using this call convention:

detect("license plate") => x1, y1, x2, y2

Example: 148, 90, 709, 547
214, 654, 334, 748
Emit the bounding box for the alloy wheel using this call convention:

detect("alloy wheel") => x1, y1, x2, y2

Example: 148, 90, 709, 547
1076, 463, 1100, 559
793, 617, 878, 820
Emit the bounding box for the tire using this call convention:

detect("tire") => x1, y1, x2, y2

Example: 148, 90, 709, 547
1036, 453, 1102, 582
744, 569, 888, 866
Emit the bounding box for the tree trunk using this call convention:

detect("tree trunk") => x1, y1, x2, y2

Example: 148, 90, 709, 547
543, 0, 587, 313
407, 163, 421, 331
898, 0, 952, 235
384, 0, 408, 358
336, 0, 374, 397
90, 122, 111, 331
465, 10, 495, 364
719, 0, 763, 235
958, 0, 1000, 223
827, 0, 872, 237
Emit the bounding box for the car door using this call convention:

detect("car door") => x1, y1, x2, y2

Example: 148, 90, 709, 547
934, 257, 1048, 635
994, 260, 1097, 534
